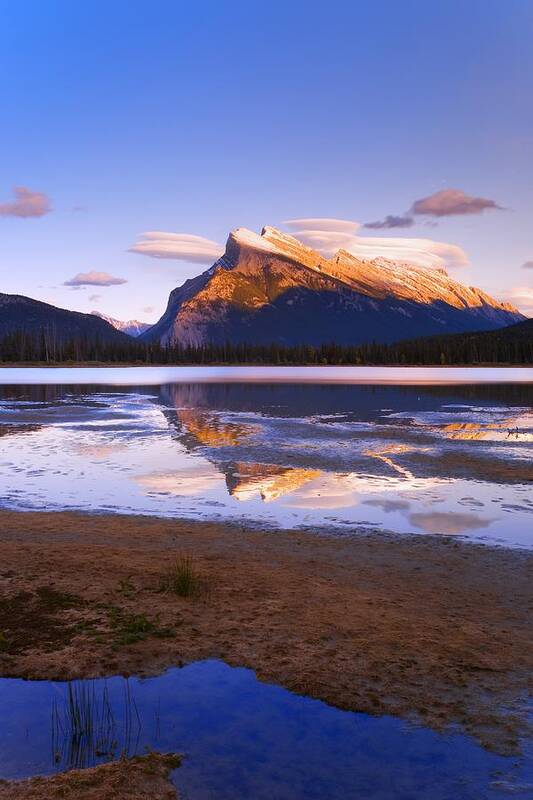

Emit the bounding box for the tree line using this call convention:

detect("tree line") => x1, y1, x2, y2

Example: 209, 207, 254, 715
0, 326, 531, 365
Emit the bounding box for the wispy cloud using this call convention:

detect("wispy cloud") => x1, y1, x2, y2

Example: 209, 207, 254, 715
129, 231, 223, 263
521, 260, 533, 269
284, 218, 469, 269
0, 186, 52, 218
284, 218, 358, 233
411, 189, 502, 217
131, 217, 469, 272
283, 219, 359, 254
64, 271, 127, 287
142, 305, 155, 314
363, 215, 414, 230
88, 293, 102, 302
502, 287, 533, 316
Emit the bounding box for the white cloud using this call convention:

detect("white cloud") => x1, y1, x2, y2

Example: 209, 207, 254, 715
129, 231, 224, 263
64, 271, 127, 287
0, 186, 52, 218
283, 218, 469, 269
284, 218, 359, 233
128, 218, 469, 272
502, 287, 533, 316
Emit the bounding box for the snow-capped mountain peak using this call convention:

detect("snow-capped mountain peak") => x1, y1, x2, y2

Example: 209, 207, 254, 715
91, 311, 151, 338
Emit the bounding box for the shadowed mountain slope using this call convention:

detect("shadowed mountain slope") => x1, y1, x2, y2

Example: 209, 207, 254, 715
141, 227, 524, 347
0, 293, 132, 344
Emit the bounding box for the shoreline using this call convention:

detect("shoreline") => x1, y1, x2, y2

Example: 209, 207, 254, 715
0, 753, 180, 800
1, 361, 532, 369
0, 508, 531, 755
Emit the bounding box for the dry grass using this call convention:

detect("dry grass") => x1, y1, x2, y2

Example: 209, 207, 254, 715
0, 752, 181, 799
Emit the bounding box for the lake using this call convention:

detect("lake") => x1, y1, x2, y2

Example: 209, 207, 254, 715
0, 367, 532, 548
1, 365, 532, 798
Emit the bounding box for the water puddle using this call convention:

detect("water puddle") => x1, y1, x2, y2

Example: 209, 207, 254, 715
0, 660, 531, 799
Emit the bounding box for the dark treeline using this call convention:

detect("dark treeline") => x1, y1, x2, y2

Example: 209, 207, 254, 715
0, 324, 531, 365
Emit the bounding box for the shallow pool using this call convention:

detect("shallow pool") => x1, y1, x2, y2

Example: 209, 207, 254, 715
0, 660, 531, 799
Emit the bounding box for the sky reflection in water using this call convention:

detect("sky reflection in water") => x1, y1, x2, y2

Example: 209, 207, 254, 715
0, 660, 531, 800
0, 375, 532, 548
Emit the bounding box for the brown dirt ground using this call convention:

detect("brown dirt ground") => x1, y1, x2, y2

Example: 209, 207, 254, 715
0, 509, 531, 756
0, 753, 180, 799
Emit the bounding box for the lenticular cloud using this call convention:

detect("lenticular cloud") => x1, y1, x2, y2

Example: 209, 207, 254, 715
284, 217, 469, 270
130, 232, 224, 263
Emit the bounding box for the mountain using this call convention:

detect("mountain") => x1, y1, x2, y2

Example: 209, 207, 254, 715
141, 226, 524, 347
388, 317, 533, 364
91, 311, 151, 337
420, 317, 533, 343
0, 293, 132, 344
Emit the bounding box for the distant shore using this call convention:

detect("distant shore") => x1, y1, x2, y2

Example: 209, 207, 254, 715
0, 361, 531, 368
0, 509, 531, 756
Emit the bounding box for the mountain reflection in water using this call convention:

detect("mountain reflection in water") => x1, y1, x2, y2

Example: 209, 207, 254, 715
0, 377, 531, 547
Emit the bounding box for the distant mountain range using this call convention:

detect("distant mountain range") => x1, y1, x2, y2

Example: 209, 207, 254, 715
91, 311, 151, 337
140, 226, 525, 347
0, 293, 131, 344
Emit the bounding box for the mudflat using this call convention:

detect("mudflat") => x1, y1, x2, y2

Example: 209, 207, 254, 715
0, 509, 531, 755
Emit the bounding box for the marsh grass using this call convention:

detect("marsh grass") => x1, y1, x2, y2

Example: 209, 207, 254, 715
160, 554, 210, 599
107, 608, 174, 647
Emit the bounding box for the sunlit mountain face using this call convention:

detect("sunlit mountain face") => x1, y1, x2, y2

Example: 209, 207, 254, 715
140, 227, 524, 348
0, 380, 531, 547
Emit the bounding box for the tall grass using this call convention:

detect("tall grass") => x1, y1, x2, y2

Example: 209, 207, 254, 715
160, 554, 208, 599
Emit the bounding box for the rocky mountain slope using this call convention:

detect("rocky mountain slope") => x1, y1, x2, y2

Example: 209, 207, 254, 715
141, 227, 524, 347
0, 293, 132, 344
91, 311, 150, 337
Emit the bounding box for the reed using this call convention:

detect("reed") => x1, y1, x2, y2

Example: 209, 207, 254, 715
160, 554, 209, 599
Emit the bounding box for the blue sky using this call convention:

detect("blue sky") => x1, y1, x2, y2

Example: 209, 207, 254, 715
0, 0, 532, 320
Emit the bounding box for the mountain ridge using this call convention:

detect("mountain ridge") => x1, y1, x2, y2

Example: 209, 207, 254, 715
141, 226, 524, 347
0, 293, 132, 344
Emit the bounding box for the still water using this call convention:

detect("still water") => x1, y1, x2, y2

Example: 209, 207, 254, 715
0, 367, 531, 548
1, 367, 532, 798
0, 659, 531, 799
